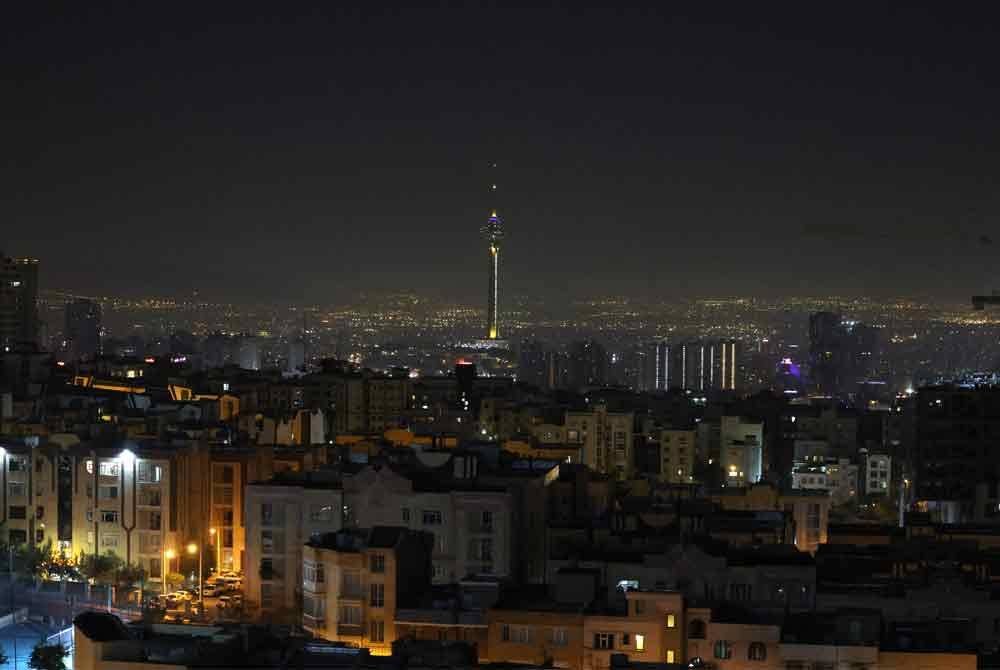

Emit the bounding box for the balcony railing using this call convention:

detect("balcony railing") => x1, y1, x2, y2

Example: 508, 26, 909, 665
303, 614, 325, 630
337, 623, 364, 637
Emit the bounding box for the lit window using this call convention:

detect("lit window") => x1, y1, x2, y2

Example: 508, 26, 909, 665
667, 613, 676, 628
636, 634, 645, 651
99, 462, 120, 477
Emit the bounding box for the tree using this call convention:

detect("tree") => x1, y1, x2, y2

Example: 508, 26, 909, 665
115, 563, 146, 605
28, 642, 67, 670
78, 551, 122, 585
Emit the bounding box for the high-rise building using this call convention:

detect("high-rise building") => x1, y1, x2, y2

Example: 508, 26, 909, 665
664, 340, 738, 392
809, 312, 881, 397
481, 179, 504, 340
0, 254, 39, 349
65, 298, 102, 361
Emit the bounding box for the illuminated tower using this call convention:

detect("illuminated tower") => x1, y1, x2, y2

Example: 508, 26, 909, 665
481, 177, 504, 339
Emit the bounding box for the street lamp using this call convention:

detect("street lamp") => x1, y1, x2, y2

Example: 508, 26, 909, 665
163, 549, 176, 593
209, 527, 221, 574
187, 542, 202, 611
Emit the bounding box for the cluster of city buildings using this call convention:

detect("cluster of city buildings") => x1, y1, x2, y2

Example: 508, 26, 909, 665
3, 248, 1000, 670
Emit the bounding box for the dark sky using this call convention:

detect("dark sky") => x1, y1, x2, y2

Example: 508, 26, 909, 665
4, 4, 999, 304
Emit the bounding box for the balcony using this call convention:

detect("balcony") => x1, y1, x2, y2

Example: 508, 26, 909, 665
337, 623, 364, 637
303, 614, 325, 631
339, 585, 363, 600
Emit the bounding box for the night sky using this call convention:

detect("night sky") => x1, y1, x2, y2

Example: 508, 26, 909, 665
4, 4, 999, 304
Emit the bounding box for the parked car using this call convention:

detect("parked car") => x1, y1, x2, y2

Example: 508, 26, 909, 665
201, 583, 223, 597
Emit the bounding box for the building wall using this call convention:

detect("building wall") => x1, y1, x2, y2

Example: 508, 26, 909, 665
343, 466, 512, 584
879, 650, 976, 670
245, 484, 344, 612
658, 430, 696, 484
486, 609, 585, 668
685, 610, 782, 670
566, 406, 634, 481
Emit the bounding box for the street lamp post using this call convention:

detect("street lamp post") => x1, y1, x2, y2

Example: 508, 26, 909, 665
187, 542, 201, 612
163, 549, 176, 594
210, 527, 220, 574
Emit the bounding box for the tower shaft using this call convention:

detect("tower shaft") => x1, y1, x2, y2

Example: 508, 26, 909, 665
487, 242, 500, 339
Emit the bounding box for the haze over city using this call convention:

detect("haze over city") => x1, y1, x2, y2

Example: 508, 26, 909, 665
5, 4, 1000, 303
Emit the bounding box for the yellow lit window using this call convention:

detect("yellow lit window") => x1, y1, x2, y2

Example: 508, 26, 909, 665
667, 614, 676, 628
667, 650, 675, 663
636, 634, 645, 651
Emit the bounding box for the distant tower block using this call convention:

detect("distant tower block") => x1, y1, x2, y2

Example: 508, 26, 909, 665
481, 176, 504, 339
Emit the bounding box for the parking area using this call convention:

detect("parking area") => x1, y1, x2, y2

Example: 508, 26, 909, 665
156, 572, 244, 623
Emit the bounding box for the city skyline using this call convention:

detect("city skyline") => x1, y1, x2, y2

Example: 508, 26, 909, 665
5, 5, 1000, 303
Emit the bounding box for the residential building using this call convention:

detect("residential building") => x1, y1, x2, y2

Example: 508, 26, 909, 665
656, 429, 696, 484
65, 298, 102, 361
244, 472, 344, 612
301, 526, 433, 655
709, 482, 830, 553
0, 255, 38, 349
566, 404, 634, 480
343, 457, 513, 584
720, 417, 763, 487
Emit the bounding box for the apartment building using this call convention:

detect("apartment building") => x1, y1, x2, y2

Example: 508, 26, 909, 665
709, 482, 830, 553
301, 527, 432, 655
566, 404, 634, 481
244, 473, 344, 612
656, 429, 696, 484
343, 459, 513, 584
584, 591, 686, 670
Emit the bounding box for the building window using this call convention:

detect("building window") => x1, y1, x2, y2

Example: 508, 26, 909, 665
512, 627, 531, 644
370, 583, 384, 608
9, 530, 27, 545
634, 599, 646, 615
550, 628, 568, 647
370, 553, 385, 573
304, 561, 325, 584
85, 459, 94, 474
101, 510, 119, 523
8, 483, 25, 498
35, 506, 44, 520
370, 620, 384, 643
260, 583, 273, 609
309, 504, 333, 522
481, 510, 493, 531
636, 634, 645, 651
749, 642, 767, 661
8, 506, 26, 520
501, 624, 510, 642
714, 641, 732, 660
667, 613, 676, 628
261, 503, 273, 525
138, 463, 163, 483
340, 606, 361, 624
99, 462, 120, 477
594, 633, 614, 650
101, 534, 119, 549
35, 529, 44, 544
622, 633, 631, 646
98, 486, 119, 499
667, 650, 676, 663
422, 510, 443, 525
8, 458, 26, 472
402, 508, 410, 523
